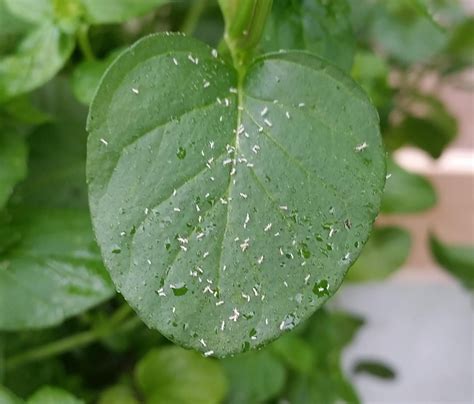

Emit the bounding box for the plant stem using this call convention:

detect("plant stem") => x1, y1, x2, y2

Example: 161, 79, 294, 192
5, 305, 137, 371
180, 0, 208, 35
77, 24, 95, 61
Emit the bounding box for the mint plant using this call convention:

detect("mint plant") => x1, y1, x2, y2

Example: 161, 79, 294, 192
0, 0, 473, 402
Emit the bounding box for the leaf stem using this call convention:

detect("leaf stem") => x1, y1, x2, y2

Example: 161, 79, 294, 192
77, 24, 95, 61
180, 0, 208, 35
4, 304, 137, 371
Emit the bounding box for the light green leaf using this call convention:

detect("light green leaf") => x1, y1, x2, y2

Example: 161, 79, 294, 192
347, 226, 411, 282
4, 0, 52, 25
270, 333, 314, 374
221, 350, 286, 404
135, 347, 227, 404
261, 0, 356, 71
27, 386, 83, 404
382, 158, 436, 214
287, 310, 363, 404
81, 0, 167, 24
0, 209, 114, 330
2, 95, 51, 125
430, 234, 474, 289
98, 385, 139, 404
0, 129, 27, 210
0, 0, 31, 55
87, 33, 385, 356
72, 49, 123, 106
0, 22, 75, 102
0, 386, 23, 404
370, 0, 447, 65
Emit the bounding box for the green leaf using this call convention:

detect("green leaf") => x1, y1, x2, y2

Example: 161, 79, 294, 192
261, 0, 356, 71
0, 386, 23, 404
430, 234, 474, 289
0, 209, 114, 330
382, 158, 436, 214
287, 310, 363, 404
0, 129, 27, 210
347, 226, 411, 282
4, 0, 53, 25
221, 350, 286, 404
81, 0, 167, 24
443, 17, 474, 73
27, 386, 83, 404
135, 347, 227, 404
270, 333, 314, 373
2, 95, 51, 125
353, 360, 396, 380
87, 33, 385, 356
98, 385, 139, 404
370, 0, 447, 64
0, 22, 75, 102
72, 49, 123, 106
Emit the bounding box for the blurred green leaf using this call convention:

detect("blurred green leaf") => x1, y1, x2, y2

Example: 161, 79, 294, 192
0, 209, 115, 330
287, 310, 363, 404
135, 347, 227, 404
261, 0, 356, 71
347, 226, 411, 282
353, 360, 396, 379
270, 333, 314, 374
443, 16, 474, 73
0, 0, 31, 55
98, 385, 139, 404
27, 386, 84, 404
221, 350, 286, 404
2, 95, 51, 125
382, 158, 437, 214
0, 129, 27, 210
370, 0, 447, 65
0, 385, 23, 404
0, 22, 74, 102
351, 51, 393, 109
81, 0, 167, 24
4, 0, 52, 25
72, 49, 123, 106
430, 234, 474, 289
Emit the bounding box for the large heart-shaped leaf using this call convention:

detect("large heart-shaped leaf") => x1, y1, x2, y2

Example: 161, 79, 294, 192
87, 33, 385, 356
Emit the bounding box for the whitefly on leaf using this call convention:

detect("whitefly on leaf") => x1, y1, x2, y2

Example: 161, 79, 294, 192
86, 33, 385, 357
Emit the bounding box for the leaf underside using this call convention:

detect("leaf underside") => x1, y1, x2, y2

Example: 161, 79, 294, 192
87, 33, 385, 356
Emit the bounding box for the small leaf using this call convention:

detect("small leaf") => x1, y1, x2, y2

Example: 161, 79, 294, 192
0, 209, 114, 330
347, 226, 411, 282
221, 350, 286, 404
270, 333, 314, 373
430, 234, 474, 289
261, 0, 356, 71
72, 49, 123, 106
27, 386, 84, 404
382, 158, 436, 214
0, 129, 27, 210
87, 33, 385, 356
81, 0, 167, 24
135, 347, 227, 404
98, 385, 139, 404
353, 359, 396, 380
0, 23, 75, 102
370, 0, 447, 65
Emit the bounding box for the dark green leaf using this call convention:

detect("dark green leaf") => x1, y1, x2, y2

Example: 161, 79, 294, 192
347, 226, 411, 282
27, 386, 84, 404
0, 129, 27, 210
443, 16, 474, 73
0, 209, 114, 330
135, 347, 227, 404
382, 158, 436, 214
270, 333, 314, 373
261, 0, 355, 71
430, 234, 474, 289
81, 0, 167, 24
72, 49, 123, 106
0, 23, 74, 102
221, 350, 286, 404
87, 33, 385, 356
370, 0, 447, 65
353, 359, 396, 380
287, 310, 363, 404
